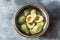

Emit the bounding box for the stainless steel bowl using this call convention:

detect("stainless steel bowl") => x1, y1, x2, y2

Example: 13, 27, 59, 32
13, 3, 49, 38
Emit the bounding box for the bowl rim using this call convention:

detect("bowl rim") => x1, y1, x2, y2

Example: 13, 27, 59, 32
13, 3, 49, 38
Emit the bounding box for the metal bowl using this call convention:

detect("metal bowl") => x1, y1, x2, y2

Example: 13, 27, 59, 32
13, 3, 49, 38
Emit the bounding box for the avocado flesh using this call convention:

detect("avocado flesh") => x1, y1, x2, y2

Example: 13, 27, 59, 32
18, 16, 25, 24
21, 23, 29, 34
24, 10, 30, 17
30, 21, 44, 34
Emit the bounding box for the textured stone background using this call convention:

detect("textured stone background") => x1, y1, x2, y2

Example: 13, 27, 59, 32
0, 0, 60, 40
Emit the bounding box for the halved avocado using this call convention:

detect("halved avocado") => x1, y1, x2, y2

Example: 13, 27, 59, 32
30, 21, 44, 34
26, 14, 36, 23
21, 23, 29, 34
26, 15, 33, 23
18, 15, 25, 24
35, 15, 44, 22
27, 22, 35, 29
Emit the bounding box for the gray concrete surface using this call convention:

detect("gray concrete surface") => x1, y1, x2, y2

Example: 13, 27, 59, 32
0, 0, 60, 40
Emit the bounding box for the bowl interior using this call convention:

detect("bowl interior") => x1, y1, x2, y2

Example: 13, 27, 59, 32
14, 4, 49, 37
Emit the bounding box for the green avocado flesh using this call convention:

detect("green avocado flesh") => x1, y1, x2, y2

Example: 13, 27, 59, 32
30, 21, 44, 34
21, 23, 29, 34
17, 8, 45, 35
24, 10, 30, 17
18, 15, 25, 24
